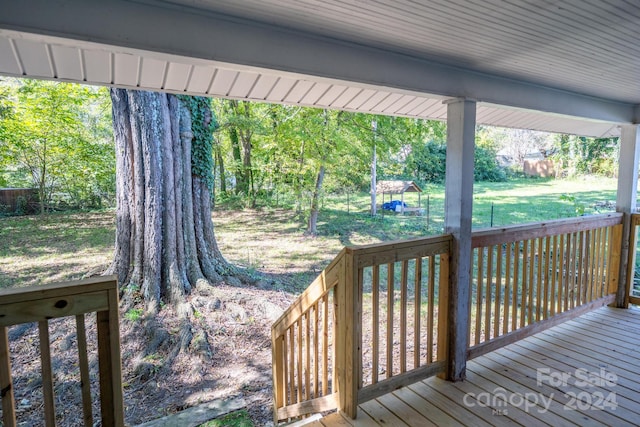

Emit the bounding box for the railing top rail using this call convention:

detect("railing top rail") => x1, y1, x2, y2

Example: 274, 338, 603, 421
272, 249, 345, 337
0, 275, 117, 304
471, 213, 622, 248
0, 276, 117, 327
346, 234, 452, 268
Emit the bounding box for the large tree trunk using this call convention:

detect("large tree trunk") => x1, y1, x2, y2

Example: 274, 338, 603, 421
107, 89, 231, 314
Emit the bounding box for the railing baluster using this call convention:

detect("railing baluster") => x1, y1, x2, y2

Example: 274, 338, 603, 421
297, 318, 303, 403
400, 260, 408, 373
75, 314, 93, 427
305, 311, 311, 401
563, 232, 570, 312
386, 262, 394, 378
427, 256, 435, 364
595, 227, 604, 299
372, 265, 379, 384
607, 224, 623, 296
282, 331, 289, 406
485, 246, 493, 341
577, 231, 586, 307
288, 327, 295, 404
475, 248, 483, 345
322, 294, 328, 396
536, 237, 543, 322
313, 303, 319, 398
273, 333, 285, 420
512, 243, 519, 331
589, 227, 607, 301
527, 239, 535, 326
558, 234, 565, 314
588, 229, 595, 302
587, 229, 595, 302
38, 320, 56, 427
596, 227, 604, 299
494, 245, 502, 339
521, 241, 528, 328
503, 242, 511, 334
0, 326, 16, 427
565, 233, 577, 310
543, 237, 551, 320
414, 258, 422, 370
551, 235, 558, 317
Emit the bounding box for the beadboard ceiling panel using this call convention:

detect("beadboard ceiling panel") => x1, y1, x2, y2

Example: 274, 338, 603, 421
160, 0, 639, 105
0, 0, 634, 139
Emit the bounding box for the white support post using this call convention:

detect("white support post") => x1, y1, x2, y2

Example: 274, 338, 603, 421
615, 124, 640, 307
444, 98, 476, 381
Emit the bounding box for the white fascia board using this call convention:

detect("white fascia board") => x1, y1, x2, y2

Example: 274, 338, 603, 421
0, 0, 635, 124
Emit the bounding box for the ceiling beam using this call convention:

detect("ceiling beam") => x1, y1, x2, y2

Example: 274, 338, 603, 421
1, 0, 635, 124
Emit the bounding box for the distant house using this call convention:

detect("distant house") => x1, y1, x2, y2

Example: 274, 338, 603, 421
496, 149, 554, 177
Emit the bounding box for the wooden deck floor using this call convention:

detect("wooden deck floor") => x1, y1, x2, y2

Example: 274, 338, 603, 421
310, 306, 640, 426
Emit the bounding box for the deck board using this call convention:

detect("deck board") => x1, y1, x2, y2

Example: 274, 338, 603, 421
316, 306, 640, 426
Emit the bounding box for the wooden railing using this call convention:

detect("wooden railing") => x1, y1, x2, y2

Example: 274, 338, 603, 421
271, 236, 451, 422
271, 249, 344, 423
467, 213, 623, 358
628, 213, 640, 306
0, 276, 124, 427
352, 236, 450, 407
272, 213, 628, 423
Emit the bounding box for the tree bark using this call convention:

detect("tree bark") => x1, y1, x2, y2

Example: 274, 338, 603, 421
306, 164, 325, 235
108, 89, 230, 313
215, 144, 226, 193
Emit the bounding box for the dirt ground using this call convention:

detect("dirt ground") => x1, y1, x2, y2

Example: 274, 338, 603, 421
2, 209, 345, 426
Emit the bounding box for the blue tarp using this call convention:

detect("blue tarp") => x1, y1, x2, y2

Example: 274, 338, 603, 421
382, 200, 407, 211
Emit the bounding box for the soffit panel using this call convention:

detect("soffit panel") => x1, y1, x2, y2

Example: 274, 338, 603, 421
0, 30, 622, 138
160, 0, 640, 104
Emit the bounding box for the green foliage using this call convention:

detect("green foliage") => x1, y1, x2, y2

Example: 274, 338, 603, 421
179, 96, 217, 190
212, 101, 450, 210
559, 193, 586, 216
14, 196, 28, 216
198, 410, 253, 427
124, 308, 144, 322
552, 134, 618, 177
404, 140, 506, 183
0, 78, 114, 212
404, 140, 447, 183
474, 145, 507, 182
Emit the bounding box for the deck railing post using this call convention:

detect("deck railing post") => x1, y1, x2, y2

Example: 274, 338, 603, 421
437, 253, 450, 377
271, 333, 285, 424
96, 285, 125, 427
0, 326, 16, 427
443, 98, 476, 381
335, 250, 360, 418
615, 124, 640, 307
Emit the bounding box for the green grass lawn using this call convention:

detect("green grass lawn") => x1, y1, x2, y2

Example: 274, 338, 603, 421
315, 176, 617, 243
0, 176, 620, 291
198, 410, 253, 427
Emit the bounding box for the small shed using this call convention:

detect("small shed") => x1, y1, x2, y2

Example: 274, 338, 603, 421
376, 180, 423, 214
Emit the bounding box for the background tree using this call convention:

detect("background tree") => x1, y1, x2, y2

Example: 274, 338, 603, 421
0, 78, 114, 212
477, 127, 555, 167
553, 134, 619, 177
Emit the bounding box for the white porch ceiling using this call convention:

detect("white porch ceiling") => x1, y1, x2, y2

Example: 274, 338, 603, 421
1, 0, 638, 138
